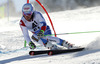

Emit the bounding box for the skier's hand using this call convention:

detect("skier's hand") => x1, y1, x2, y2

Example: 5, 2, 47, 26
29, 41, 36, 49
37, 30, 44, 39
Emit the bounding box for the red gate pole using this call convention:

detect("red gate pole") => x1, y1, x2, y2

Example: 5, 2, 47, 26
27, 0, 29, 3
35, 0, 57, 37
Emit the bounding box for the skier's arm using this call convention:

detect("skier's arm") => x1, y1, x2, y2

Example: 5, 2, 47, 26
36, 12, 47, 32
19, 20, 31, 44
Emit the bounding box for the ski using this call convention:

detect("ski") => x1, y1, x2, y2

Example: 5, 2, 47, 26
29, 50, 49, 56
48, 47, 85, 55
29, 47, 85, 56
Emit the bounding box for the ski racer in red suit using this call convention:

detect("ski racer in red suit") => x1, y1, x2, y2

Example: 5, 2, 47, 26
19, 3, 74, 50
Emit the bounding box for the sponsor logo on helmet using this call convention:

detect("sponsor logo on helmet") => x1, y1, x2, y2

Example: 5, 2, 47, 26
23, 6, 31, 12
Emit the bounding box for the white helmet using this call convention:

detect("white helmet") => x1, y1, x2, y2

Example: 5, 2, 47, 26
22, 3, 34, 16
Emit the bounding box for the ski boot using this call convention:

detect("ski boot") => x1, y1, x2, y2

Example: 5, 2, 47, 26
45, 42, 62, 50
62, 40, 76, 49
29, 41, 36, 49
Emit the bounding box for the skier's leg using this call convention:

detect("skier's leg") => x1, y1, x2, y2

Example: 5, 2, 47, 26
31, 34, 45, 46
39, 38, 61, 50
31, 34, 55, 48
31, 34, 73, 49
38, 25, 60, 49
46, 36, 73, 49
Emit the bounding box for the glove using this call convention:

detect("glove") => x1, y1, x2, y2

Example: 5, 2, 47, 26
29, 41, 36, 49
37, 30, 44, 39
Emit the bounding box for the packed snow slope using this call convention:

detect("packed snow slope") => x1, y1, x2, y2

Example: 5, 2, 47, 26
0, 6, 100, 64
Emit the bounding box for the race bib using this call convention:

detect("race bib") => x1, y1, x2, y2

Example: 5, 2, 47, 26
32, 21, 40, 31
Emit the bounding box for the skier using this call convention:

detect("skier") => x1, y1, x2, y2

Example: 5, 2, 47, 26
19, 3, 74, 50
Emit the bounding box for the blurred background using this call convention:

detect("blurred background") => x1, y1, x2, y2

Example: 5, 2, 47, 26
1, 0, 100, 20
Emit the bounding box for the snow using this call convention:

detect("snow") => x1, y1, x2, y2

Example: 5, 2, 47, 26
0, 6, 100, 64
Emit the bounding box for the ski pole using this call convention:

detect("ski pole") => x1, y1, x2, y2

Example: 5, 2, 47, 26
44, 31, 100, 36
